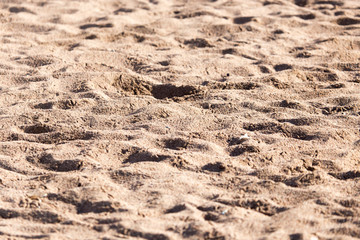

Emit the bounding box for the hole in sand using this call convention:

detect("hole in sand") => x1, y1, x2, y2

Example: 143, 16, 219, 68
23, 124, 53, 134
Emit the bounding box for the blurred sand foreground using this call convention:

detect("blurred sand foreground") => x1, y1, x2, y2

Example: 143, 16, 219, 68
0, 0, 360, 239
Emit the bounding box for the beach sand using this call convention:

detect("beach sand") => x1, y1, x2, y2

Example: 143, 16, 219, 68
0, 0, 360, 239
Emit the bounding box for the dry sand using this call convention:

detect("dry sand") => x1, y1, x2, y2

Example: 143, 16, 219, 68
0, 0, 360, 239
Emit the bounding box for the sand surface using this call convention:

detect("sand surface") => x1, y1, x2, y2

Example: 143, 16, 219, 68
0, 0, 360, 239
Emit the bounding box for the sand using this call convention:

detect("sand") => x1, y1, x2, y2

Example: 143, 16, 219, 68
0, 0, 360, 239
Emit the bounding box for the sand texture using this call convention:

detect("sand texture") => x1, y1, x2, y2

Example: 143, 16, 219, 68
0, 0, 360, 239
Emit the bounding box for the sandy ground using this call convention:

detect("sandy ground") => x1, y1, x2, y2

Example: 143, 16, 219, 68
0, 0, 360, 239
